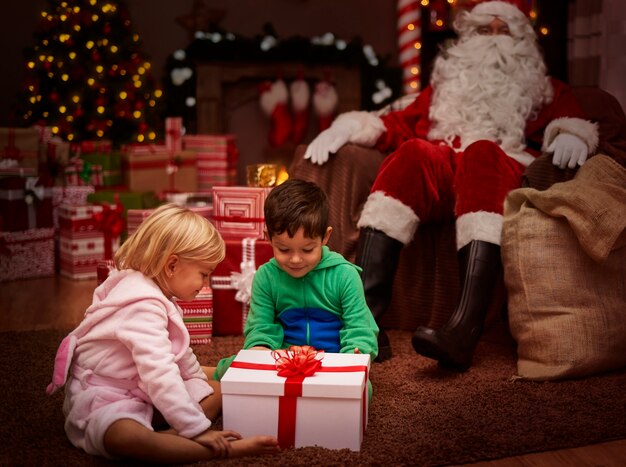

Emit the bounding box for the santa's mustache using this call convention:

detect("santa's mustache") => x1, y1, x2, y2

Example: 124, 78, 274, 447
445, 34, 532, 73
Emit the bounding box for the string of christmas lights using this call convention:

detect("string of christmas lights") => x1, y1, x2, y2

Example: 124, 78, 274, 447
20, 0, 163, 146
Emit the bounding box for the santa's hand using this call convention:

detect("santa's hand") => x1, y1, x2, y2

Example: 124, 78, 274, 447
547, 133, 588, 170
303, 125, 351, 165
304, 111, 385, 166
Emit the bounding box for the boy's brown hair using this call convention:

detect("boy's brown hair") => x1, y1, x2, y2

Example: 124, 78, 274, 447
264, 179, 329, 240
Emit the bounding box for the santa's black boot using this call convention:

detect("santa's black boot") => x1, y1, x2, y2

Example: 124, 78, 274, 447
355, 227, 403, 363
411, 240, 501, 371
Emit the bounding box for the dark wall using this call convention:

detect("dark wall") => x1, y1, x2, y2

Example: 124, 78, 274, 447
0, 0, 398, 124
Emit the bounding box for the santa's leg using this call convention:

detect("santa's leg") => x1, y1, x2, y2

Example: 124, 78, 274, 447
356, 140, 455, 362
412, 140, 524, 370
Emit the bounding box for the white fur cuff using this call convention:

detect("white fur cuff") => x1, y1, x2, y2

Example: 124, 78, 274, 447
542, 117, 599, 154
357, 191, 419, 245
456, 211, 503, 250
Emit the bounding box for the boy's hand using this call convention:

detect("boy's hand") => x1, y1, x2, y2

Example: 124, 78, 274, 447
193, 429, 242, 458
354, 347, 361, 354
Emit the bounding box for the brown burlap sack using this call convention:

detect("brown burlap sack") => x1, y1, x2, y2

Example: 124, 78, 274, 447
502, 155, 626, 381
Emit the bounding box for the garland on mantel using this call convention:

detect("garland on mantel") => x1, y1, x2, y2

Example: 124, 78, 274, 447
163, 23, 402, 126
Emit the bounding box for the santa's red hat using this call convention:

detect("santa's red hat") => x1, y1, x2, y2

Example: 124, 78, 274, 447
455, 0, 535, 40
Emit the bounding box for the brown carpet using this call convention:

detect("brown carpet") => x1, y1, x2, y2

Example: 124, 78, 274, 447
2, 329, 625, 466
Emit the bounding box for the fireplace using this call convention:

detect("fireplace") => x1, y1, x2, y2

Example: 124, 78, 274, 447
195, 62, 361, 184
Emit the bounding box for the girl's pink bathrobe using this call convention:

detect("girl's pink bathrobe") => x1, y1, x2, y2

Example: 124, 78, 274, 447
47, 269, 214, 458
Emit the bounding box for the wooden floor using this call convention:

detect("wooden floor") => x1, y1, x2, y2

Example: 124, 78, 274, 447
1, 275, 625, 466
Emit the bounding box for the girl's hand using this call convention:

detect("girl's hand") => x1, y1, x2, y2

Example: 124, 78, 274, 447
193, 429, 242, 458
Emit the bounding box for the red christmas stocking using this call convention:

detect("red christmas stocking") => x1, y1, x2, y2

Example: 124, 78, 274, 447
312, 80, 338, 132
290, 76, 310, 145
259, 79, 292, 147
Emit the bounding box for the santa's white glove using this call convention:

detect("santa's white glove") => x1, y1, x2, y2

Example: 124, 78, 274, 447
303, 111, 386, 165
547, 133, 588, 169
304, 122, 351, 165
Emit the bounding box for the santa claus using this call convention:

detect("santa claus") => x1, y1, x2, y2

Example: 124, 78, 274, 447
304, 0, 598, 370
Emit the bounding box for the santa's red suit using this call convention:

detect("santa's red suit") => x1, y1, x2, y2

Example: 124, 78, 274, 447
357, 79, 596, 248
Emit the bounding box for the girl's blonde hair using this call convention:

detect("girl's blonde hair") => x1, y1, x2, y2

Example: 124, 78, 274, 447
114, 203, 225, 291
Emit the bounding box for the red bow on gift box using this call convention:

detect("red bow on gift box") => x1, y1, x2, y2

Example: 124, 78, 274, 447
271, 345, 324, 377
92, 199, 125, 259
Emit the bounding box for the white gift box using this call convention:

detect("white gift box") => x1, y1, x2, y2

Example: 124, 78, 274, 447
221, 349, 370, 451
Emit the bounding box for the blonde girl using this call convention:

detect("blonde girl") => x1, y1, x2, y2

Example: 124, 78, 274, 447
47, 204, 278, 462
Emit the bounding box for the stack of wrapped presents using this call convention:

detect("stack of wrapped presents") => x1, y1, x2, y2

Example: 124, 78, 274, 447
2, 122, 371, 450
0, 118, 240, 341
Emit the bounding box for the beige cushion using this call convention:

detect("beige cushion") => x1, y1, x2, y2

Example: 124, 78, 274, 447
502, 155, 626, 381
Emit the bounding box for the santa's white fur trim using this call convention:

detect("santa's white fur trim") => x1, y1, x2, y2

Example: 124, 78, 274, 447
471, 1, 527, 22
357, 191, 419, 245
505, 150, 535, 167
332, 111, 386, 147
456, 211, 503, 249
542, 117, 599, 153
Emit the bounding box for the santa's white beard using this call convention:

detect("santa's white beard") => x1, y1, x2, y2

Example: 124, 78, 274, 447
428, 34, 553, 153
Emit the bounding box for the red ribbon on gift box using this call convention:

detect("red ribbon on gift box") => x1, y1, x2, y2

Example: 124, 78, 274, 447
2, 128, 22, 161
230, 346, 368, 449
92, 198, 124, 260
211, 215, 265, 223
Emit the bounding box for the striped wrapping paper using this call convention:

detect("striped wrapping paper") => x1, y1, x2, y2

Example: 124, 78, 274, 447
175, 287, 213, 345
211, 186, 272, 240
182, 134, 238, 191
58, 204, 120, 280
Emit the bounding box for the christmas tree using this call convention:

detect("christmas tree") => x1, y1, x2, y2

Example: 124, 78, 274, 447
19, 0, 164, 147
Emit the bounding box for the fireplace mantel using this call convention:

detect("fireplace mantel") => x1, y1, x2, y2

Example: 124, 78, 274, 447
195, 62, 362, 134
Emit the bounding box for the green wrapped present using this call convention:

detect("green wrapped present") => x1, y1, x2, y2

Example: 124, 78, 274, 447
80, 152, 123, 186
87, 189, 161, 224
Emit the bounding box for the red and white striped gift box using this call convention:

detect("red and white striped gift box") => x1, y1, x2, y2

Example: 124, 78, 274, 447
0, 228, 55, 282
175, 287, 213, 345
58, 204, 120, 279
59, 230, 120, 280
166, 117, 183, 153
182, 134, 238, 191
212, 186, 272, 240
58, 204, 103, 235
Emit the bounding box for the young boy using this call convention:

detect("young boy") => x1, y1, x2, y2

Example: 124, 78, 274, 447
214, 178, 379, 380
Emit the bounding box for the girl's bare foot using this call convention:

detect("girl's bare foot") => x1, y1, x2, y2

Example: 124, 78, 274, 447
230, 436, 280, 457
